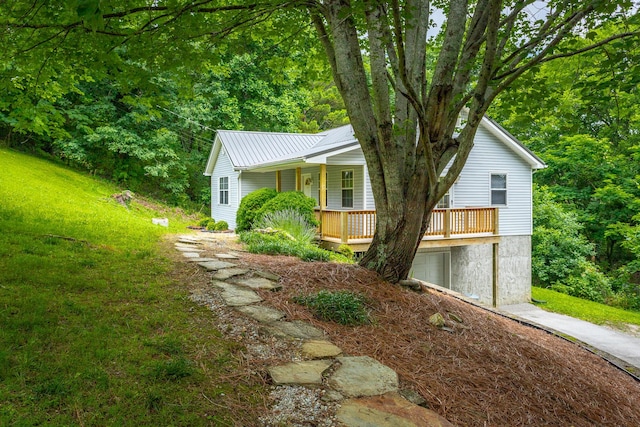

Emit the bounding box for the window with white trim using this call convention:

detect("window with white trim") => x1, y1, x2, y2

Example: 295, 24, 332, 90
437, 190, 451, 209
490, 173, 507, 206
219, 176, 229, 205
341, 170, 354, 208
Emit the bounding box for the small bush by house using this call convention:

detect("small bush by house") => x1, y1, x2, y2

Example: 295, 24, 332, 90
236, 188, 278, 232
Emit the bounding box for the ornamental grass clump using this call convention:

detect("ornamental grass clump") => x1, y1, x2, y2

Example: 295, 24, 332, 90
256, 209, 316, 244
294, 290, 371, 325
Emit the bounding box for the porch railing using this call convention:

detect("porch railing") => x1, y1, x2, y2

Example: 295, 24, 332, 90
316, 207, 498, 243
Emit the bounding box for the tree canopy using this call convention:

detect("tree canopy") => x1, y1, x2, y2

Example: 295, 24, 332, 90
1, 1, 639, 282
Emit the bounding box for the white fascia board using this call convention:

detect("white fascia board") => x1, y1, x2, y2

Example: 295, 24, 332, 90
305, 143, 361, 164
242, 159, 307, 173
203, 136, 222, 176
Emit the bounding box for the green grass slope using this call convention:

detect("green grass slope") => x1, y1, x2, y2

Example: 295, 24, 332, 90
533, 286, 640, 329
0, 148, 259, 425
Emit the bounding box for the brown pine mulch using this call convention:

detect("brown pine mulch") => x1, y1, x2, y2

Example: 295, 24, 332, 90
233, 252, 640, 427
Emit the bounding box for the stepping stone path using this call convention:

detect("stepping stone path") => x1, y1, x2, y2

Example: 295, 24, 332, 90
176, 233, 452, 427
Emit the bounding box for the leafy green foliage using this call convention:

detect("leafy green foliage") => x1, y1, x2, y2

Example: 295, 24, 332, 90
255, 191, 319, 229
532, 186, 594, 285
236, 188, 279, 232
239, 231, 350, 263
213, 220, 228, 231
256, 209, 317, 244
294, 290, 371, 326
337, 244, 355, 260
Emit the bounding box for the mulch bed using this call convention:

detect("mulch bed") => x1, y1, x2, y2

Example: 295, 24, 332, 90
234, 252, 640, 427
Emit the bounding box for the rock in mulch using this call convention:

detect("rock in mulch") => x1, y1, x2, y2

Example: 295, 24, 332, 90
301, 340, 343, 359
263, 320, 325, 340
212, 268, 250, 280
429, 313, 445, 328
268, 360, 333, 385
236, 305, 286, 323
328, 356, 398, 398
211, 281, 262, 306
198, 260, 237, 271
336, 392, 455, 427
398, 279, 423, 292
233, 276, 282, 291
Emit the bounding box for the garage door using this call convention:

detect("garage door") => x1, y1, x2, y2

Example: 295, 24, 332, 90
411, 252, 448, 287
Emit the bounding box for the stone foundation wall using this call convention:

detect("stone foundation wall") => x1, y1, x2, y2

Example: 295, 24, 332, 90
450, 236, 531, 306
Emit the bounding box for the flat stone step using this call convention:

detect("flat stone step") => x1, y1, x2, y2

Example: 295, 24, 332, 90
177, 238, 201, 245
212, 268, 249, 280
211, 281, 262, 306
268, 360, 333, 385
198, 260, 237, 271
215, 253, 238, 259
328, 356, 398, 398
233, 277, 281, 291
302, 340, 342, 359
187, 257, 216, 263
182, 252, 201, 258
263, 320, 325, 340
236, 305, 285, 323
175, 245, 204, 252
337, 392, 455, 427
254, 270, 280, 281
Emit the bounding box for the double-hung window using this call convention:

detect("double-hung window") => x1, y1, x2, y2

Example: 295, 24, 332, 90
341, 170, 354, 208
437, 190, 451, 209
219, 176, 229, 205
490, 173, 507, 206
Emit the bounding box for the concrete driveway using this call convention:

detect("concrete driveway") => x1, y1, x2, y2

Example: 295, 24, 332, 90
501, 303, 640, 372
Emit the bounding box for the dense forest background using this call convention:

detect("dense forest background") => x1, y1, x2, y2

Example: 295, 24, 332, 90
1, 14, 639, 309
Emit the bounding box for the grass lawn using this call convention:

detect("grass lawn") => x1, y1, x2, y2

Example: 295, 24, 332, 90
0, 148, 263, 425
532, 286, 640, 329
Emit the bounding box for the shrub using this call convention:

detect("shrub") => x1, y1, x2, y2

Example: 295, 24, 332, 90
236, 188, 278, 232
256, 209, 316, 244
255, 191, 318, 229
198, 217, 213, 227
213, 220, 229, 231
239, 231, 351, 263
564, 260, 612, 303
337, 244, 354, 260
294, 290, 371, 325
205, 220, 217, 231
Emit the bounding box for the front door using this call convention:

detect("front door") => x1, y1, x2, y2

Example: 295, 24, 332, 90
302, 173, 312, 198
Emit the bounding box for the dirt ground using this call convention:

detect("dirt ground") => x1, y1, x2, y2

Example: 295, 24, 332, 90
174, 235, 640, 426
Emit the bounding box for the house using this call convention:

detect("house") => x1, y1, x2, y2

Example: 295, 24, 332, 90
204, 118, 545, 306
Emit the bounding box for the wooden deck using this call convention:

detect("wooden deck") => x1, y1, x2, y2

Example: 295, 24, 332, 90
315, 207, 500, 251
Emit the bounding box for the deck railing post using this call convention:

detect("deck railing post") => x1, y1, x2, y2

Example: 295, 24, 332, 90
340, 211, 349, 243
493, 208, 499, 235
444, 209, 451, 238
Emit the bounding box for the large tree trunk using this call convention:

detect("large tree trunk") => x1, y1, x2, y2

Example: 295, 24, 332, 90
308, 0, 603, 283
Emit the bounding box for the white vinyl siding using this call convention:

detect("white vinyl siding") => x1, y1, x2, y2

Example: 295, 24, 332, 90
452, 126, 533, 235
211, 149, 240, 229
241, 171, 277, 199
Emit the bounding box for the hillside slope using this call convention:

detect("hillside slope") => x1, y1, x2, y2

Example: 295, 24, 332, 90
0, 148, 263, 426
